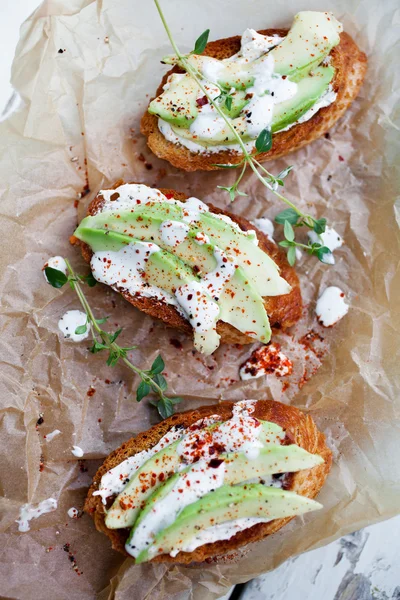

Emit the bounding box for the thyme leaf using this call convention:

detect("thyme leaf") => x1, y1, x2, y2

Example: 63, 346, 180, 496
45, 260, 182, 418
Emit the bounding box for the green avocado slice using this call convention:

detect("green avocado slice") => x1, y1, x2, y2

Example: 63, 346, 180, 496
133, 484, 322, 563
272, 66, 335, 132
270, 11, 342, 81
74, 226, 272, 352
105, 420, 284, 530
148, 74, 200, 128
74, 205, 290, 298
128, 444, 322, 536
170, 66, 334, 145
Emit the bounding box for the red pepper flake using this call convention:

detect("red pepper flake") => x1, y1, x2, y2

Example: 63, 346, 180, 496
87, 387, 96, 397
338, 155, 345, 162
240, 343, 292, 378
196, 95, 208, 107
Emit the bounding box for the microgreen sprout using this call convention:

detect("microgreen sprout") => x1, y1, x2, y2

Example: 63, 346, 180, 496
45, 261, 182, 419
153, 0, 332, 265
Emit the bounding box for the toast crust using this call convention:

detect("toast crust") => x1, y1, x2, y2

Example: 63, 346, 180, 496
84, 400, 332, 564
140, 29, 367, 171
73, 184, 302, 345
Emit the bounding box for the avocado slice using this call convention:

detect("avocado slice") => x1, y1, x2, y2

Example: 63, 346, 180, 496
218, 267, 271, 343
74, 205, 290, 298
171, 65, 334, 145
76, 226, 273, 353
270, 11, 342, 81
106, 419, 285, 530
272, 66, 334, 132
148, 74, 200, 128
128, 444, 322, 535
145, 249, 221, 355
185, 12, 340, 90
132, 484, 322, 562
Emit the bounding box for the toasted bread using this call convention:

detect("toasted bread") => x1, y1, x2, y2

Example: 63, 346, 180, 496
84, 399, 332, 564
141, 29, 367, 171
72, 183, 302, 345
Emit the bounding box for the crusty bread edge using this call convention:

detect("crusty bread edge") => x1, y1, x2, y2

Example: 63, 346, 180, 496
71, 183, 302, 344
84, 400, 332, 565
140, 29, 367, 171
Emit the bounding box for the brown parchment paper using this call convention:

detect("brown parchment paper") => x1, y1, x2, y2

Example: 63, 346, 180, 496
0, 0, 399, 598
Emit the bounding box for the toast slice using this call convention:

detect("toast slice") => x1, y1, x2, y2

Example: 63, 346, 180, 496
84, 399, 332, 564
72, 183, 302, 346
141, 29, 367, 171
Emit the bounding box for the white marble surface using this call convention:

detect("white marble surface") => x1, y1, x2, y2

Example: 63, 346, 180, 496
2, 4, 398, 600
236, 515, 400, 600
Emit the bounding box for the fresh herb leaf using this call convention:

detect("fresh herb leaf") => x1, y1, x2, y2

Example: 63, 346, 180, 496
45, 267, 68, 288
283, 220, 295, 242
109, 328, 122, 343
152, 373, 168, 391
276, 166, 293, 181
313, 218, 327, 235
278, 240, 294, 248
152, 396, 174, 419
85, 273, 97, 287
287, 245, 297, 266
217, 185, 237, 202
151, 354, 165, 375
89, 341, 108, 354
255, 128, 272, 153
95, 317, 109, 325
74, 323, 87, 335
137, 381, 151, 402
316, 246, 333, 263
225, 95, 233, 111
274, 209, 299, 225
193, 29, 210, 54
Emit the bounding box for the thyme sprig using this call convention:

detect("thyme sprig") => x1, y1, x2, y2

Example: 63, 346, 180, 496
153, 0, 332, 265
45, 261, 182, 419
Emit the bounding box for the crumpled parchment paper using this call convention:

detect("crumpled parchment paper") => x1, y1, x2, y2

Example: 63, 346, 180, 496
0, 0, 399, 598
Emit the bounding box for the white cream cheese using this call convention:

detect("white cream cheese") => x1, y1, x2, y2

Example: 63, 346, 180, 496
97, 184, 168, 214
91, 242, 180, 310
58, 310, 89, 342
16, 498, 57, 532
94, 427, 185, 503
160, 220, 190, 247
251, 217, 275, 242
316, 286, 349, 327
71, 445, 84, 457
43, 256, 67, 282
239, 29, 284, 61
308, 226, 343, 265
67, 507, 79, 518
45, 429, 61, 442
178, 516, 271, 554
